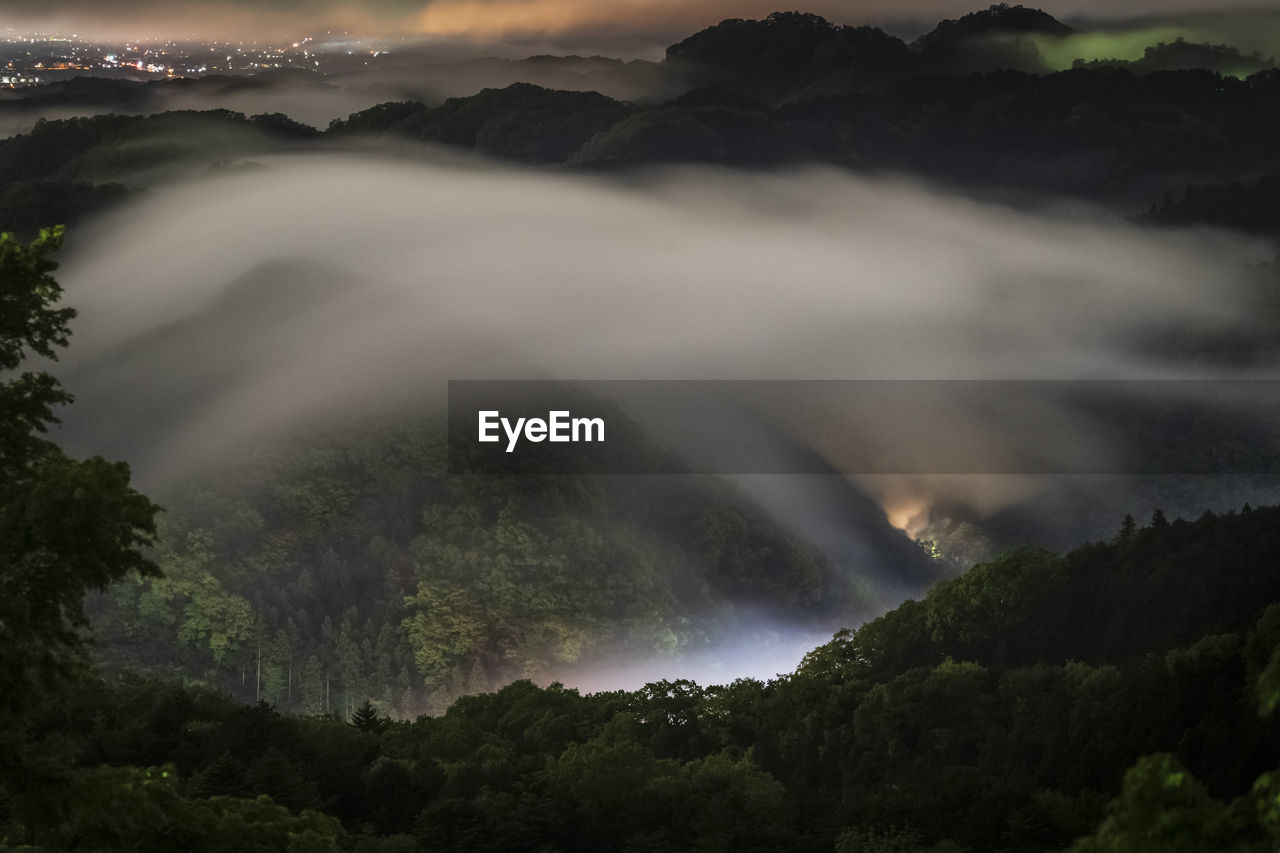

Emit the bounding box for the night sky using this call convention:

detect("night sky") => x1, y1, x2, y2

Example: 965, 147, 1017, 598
7, 0, 1277, 47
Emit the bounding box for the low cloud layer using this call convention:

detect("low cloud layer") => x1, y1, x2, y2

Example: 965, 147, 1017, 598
0, 58, 676, 142
48, 151, 1274, 527
36, 147, 1280, 689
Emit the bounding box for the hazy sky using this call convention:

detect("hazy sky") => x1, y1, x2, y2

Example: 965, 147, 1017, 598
8, 0, 1277, 47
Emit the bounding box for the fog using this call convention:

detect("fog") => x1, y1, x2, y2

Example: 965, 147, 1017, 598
1061, 6, 1280, 52
57, 158, 1263, 391
0, 73, 376, 139
53, 157, 1276, 479
52, 152, 1273, 463
549, 618, 831, 692
45, 148, 1279, 686
1034, 8, 1280, 72
0, 57, 678, 141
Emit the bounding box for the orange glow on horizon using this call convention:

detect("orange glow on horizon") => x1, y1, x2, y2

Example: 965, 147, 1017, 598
411, 0, 862, 39
9, 0, 1279, 46
9, 0, 882, 43
417, 0, 699, 37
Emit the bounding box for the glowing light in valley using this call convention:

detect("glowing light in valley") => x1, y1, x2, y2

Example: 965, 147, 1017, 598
885, 499, 930, 538
1032, 26, 1190, 69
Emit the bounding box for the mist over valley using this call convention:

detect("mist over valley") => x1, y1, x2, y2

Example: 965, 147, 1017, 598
6, 6, 1280, 850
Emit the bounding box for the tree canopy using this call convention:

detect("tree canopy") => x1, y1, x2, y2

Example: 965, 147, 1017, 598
0, 226, 162, 822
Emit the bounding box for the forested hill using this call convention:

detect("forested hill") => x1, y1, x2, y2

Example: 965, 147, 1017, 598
20, 504, 1280, 850
86, 410, 929, 716
1, 8, 1280, 237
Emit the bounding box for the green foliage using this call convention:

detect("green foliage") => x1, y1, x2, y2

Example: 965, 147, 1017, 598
1254, 607, 1280, 716
334, 83, 635, 163
327, 100, 427, 135
574, 108, 729, 164
1070, 753, 1271, 852
0, 180, 131, 239
16, 499, 1280, 851
0, 109, 325, 236
5, 14, 1280, 848
351, 699, 387, 734
190, 753, 250, 799
3, 764, 344, 852
246, 748, 321, 813
835, 825, 966, 853
0, 226, 74, 388
118, 532, 256, 667
0, 227, 160, 715
89, 411, 846, 713
0, 226, 164, 846
924, 547, 1067, 665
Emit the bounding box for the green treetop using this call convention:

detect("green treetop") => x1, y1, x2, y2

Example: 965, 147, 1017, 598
0, 226, 161, 715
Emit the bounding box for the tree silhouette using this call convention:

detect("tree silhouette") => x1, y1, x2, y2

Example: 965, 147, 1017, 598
189, 752, 249, 799
0, 225, 163, 841
350, 698, 385, 734
0, 226, 160, 713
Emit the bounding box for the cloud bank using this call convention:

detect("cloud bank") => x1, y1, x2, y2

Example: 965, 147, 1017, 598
47, 152, 1273, 531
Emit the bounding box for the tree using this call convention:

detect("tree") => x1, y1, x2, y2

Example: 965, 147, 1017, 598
1113, 514, 1137, 547
1070, 753, 1247, 852
190, 753, 250, 799
0, 225, 163, 841
0, 226, 161, 712
350, 698, 386, 734
246, 748, 320, 813
7, 764, 345, 852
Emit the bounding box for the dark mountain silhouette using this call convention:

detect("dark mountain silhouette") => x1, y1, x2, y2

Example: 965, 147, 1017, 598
915, 3, 1073, 52
329, 82, 633, 163
3, 7, 1278, 235
1076, 38, 1277, 78
912, 3, 1073, 74
664, 11, 912, 102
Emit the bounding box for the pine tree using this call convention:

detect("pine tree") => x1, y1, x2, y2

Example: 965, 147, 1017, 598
300, 654, 324, 714
1114, 514, 1137, 547
350, 698, 385, 734
190, 752, 249, 798
246, 748, 318, 812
